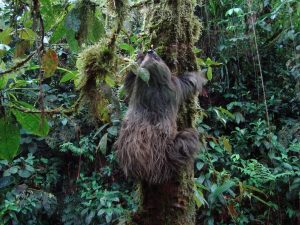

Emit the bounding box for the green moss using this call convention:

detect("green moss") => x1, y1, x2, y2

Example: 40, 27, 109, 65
145, 0, 202, 74
76, 39, 116, 121
77, 41, 115, 87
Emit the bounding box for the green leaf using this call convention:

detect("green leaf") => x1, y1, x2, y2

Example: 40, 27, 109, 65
12, 102, 49, 137
119, 43, 135, 55
137, 67, 150, 83
0, 61, 8, 89
0, 118, 20, 161
50, 23, 67, 43
197, 58, 206, 67
104, 75, 115, 87
225, 8, 243, 17
192, 47, 201, 54
42, 49, 58, 78
107, 126, 118, 136
18, 169, 31, 178
19, 28, 36, 41
87, 16, 104, 42
0, 27, 13, 44
194, 189, 208, 208
60, 71, 77, 83
3, 166, 19, 176
223, 137, 232, 153
0, 176, 14, 189
98, 133, 108, 155
85, 210, 96, 225
66, 30, 79, 52
210, 180, 235, 201
207, 66, 212, 80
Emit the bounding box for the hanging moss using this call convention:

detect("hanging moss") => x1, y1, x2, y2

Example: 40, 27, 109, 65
76, 39, 116, 121
75, 0, 129, 122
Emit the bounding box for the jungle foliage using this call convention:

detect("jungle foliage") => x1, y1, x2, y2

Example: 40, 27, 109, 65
0, 0, 299, 224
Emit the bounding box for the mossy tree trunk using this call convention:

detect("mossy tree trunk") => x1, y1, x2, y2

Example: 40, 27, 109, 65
131, 1, 202, 224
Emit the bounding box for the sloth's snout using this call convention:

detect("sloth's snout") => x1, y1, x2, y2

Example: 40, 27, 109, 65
146, 49, 160, 61
147, 49, 154, 54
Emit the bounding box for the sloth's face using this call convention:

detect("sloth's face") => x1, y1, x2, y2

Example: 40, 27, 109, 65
140, 50, 171, 82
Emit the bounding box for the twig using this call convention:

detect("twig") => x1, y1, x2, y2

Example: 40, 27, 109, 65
0, 52, 36, 76
33, 0, 46, 117
6, 92, 84, 116
247, 1, 270, 128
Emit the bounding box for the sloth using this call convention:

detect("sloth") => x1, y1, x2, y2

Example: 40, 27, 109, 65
115, 50, 207, 184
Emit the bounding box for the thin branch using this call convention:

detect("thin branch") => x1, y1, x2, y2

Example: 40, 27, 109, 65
33, 0, 46, 117
6, 93, 84, 116
247, 1, 270, 128
0, 52, 36, 76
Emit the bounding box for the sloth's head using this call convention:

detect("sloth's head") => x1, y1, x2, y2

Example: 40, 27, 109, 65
140, 50, 172, 84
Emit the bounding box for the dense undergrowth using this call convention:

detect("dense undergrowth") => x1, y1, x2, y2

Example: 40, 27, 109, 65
0, 0, 299, 224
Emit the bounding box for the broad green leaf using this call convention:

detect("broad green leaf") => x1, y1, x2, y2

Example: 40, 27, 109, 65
137, 67, 150, 83
225, 8, 243, 17
0, 176, 14, 189
12, 102, 49, 136
119, 43, 135, 55
192, 47, 201, 54
19, 28, 36, 41
98, 133, 108, 155
0, 61, 8, 89
0, 27, 13, 44
50, 23, 67, 43
0, 118, 20, 161
60, 71, 77, 83
223, 137, 232, 153
205, 57, 213, 66
197, 58, 206, 67
87, 16, 104, 42
4, 166, 19, 175
107, 126, 118, 136
85, 210, 96, 225
130, 35, 137, 43
210, 180, 235, 201
207, 66, 212, 80
104, 75, 115, 87
66, 30, 79, 52
219, 107, 234, 119
196, 162, 204, 170
18, 169, 32, 178
194, 188, 208, 208
42, 49, 58, 78
15, 40, 30, 57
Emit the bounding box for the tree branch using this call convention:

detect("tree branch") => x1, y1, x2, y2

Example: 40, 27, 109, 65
6, 93, 84, 116
0, 52, 36, 77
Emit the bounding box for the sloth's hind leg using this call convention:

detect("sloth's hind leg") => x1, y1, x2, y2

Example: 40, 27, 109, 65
168, 128, 200, 168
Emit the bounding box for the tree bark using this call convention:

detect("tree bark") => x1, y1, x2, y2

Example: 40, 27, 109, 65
131, 1, 202, 224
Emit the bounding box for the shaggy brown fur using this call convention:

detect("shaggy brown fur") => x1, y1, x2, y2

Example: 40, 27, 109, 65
115, 51, 206, 184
